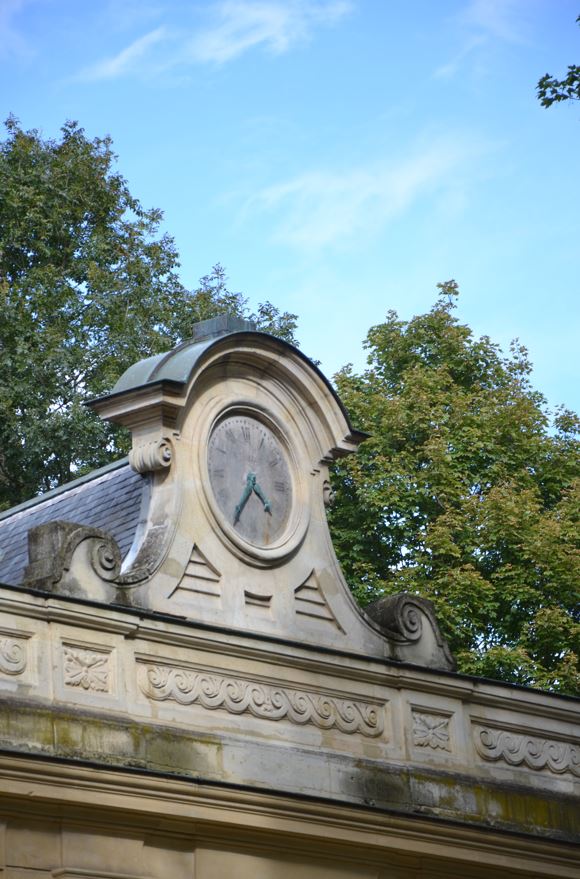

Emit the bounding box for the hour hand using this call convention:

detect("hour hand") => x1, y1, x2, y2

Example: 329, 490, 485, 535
253, 480, 272, 514
234, 473, 256, 524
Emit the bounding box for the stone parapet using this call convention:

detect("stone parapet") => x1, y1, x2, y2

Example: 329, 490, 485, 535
0, 588, 577, 845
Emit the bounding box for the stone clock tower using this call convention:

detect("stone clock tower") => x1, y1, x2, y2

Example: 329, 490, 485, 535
0, 316, 577, 878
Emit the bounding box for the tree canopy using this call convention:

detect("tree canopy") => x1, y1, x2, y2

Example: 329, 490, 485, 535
0, 117, 297, 508
329, 283, 580, 695
537, 15, 580, 108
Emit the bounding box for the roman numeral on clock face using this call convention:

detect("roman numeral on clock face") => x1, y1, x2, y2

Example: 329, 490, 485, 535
274, 481, 287, 492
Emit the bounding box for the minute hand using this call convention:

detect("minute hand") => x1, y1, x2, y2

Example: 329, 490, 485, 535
253, 480, 272, 513
234, 473, 256, 524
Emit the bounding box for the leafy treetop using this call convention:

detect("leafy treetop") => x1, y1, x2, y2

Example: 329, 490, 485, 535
537, 15, 580, 108
329, 284, 580, 695
0, 117, 297, 508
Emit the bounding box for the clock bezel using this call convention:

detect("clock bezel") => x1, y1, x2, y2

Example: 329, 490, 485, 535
201, 402, 308, 565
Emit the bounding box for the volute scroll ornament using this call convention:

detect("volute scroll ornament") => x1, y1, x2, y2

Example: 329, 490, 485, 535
23, 521, 123, 593
365, 593, 456, 671
129, 436, 174, 474
23, 520, 156, 601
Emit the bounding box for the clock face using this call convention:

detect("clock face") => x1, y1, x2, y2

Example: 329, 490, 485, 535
208, 414, 293, 547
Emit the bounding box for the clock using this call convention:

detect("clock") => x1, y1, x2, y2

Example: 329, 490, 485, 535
207, 412, 294, 550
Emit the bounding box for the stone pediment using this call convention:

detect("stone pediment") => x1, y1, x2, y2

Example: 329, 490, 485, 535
3, 316, 453, 670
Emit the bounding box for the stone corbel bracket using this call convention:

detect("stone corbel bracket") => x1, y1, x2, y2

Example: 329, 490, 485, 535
23, 520, 125, 601
364, 593, 456, 671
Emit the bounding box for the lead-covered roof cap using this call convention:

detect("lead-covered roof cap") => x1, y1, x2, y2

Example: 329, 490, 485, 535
109, 315, 257, 395
87, 314, 368, 447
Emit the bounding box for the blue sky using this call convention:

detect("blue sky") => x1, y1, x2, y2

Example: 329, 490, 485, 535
3, 0, 579, 412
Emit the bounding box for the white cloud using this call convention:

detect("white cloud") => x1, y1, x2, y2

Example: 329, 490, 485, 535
74, 1, 352, 81
77, 26, 167, 81
434, 0, 532, 80
462, 0, 530, 44
433, 34, 485, 80
187, 0, 352, 65
245, 139, 480, 250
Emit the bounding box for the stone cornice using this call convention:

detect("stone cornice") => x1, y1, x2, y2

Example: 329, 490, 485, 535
0, 756, 578, 878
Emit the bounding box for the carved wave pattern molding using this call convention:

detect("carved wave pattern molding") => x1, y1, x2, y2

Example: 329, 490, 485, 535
474, 726, 580, 777
138, 664, 384, 737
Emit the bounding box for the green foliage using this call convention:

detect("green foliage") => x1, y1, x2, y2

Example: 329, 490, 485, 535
329, 283, 580, 694
0, 117, 297, 508
537, 15, 580, 108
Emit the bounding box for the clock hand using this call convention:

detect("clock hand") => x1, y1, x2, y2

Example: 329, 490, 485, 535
234, 473, 256, 524
253, 479, 272, 514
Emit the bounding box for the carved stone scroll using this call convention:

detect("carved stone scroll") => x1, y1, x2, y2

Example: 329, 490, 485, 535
473, 725, 580, 777
23, 521, 123, 592
129, 437, 173, 474
0, 638, 27, 675
365, 593, 456, 671
22, 520, 155, 597
138, 663, 384, 738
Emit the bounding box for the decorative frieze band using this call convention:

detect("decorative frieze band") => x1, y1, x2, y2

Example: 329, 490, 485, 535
0, 637, 27, 675
473, 725, 580, 777
138, 663, 384, 738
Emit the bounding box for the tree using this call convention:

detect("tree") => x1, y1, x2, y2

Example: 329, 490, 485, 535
537, 15, 580, 108
329, 283, 580, 695
0, 117, 297, 508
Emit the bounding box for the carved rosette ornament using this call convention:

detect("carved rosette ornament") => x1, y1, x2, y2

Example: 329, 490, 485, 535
412, 711, 451, 751
0, 638, 27, 675
63, 647, 110, 692
474, 726, 580, 777
138, 664, 384, 738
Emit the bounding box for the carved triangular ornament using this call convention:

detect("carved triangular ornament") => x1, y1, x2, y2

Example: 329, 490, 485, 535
294, 571, 344, 632
171, 545, 221, 599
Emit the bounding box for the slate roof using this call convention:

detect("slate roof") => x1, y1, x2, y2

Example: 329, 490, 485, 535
0, 459, 146, 588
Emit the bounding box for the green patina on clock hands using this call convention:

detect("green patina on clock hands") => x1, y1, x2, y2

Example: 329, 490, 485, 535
252, 480, 272, 514
234, 472, 256, 524
234, 472, 272, 524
